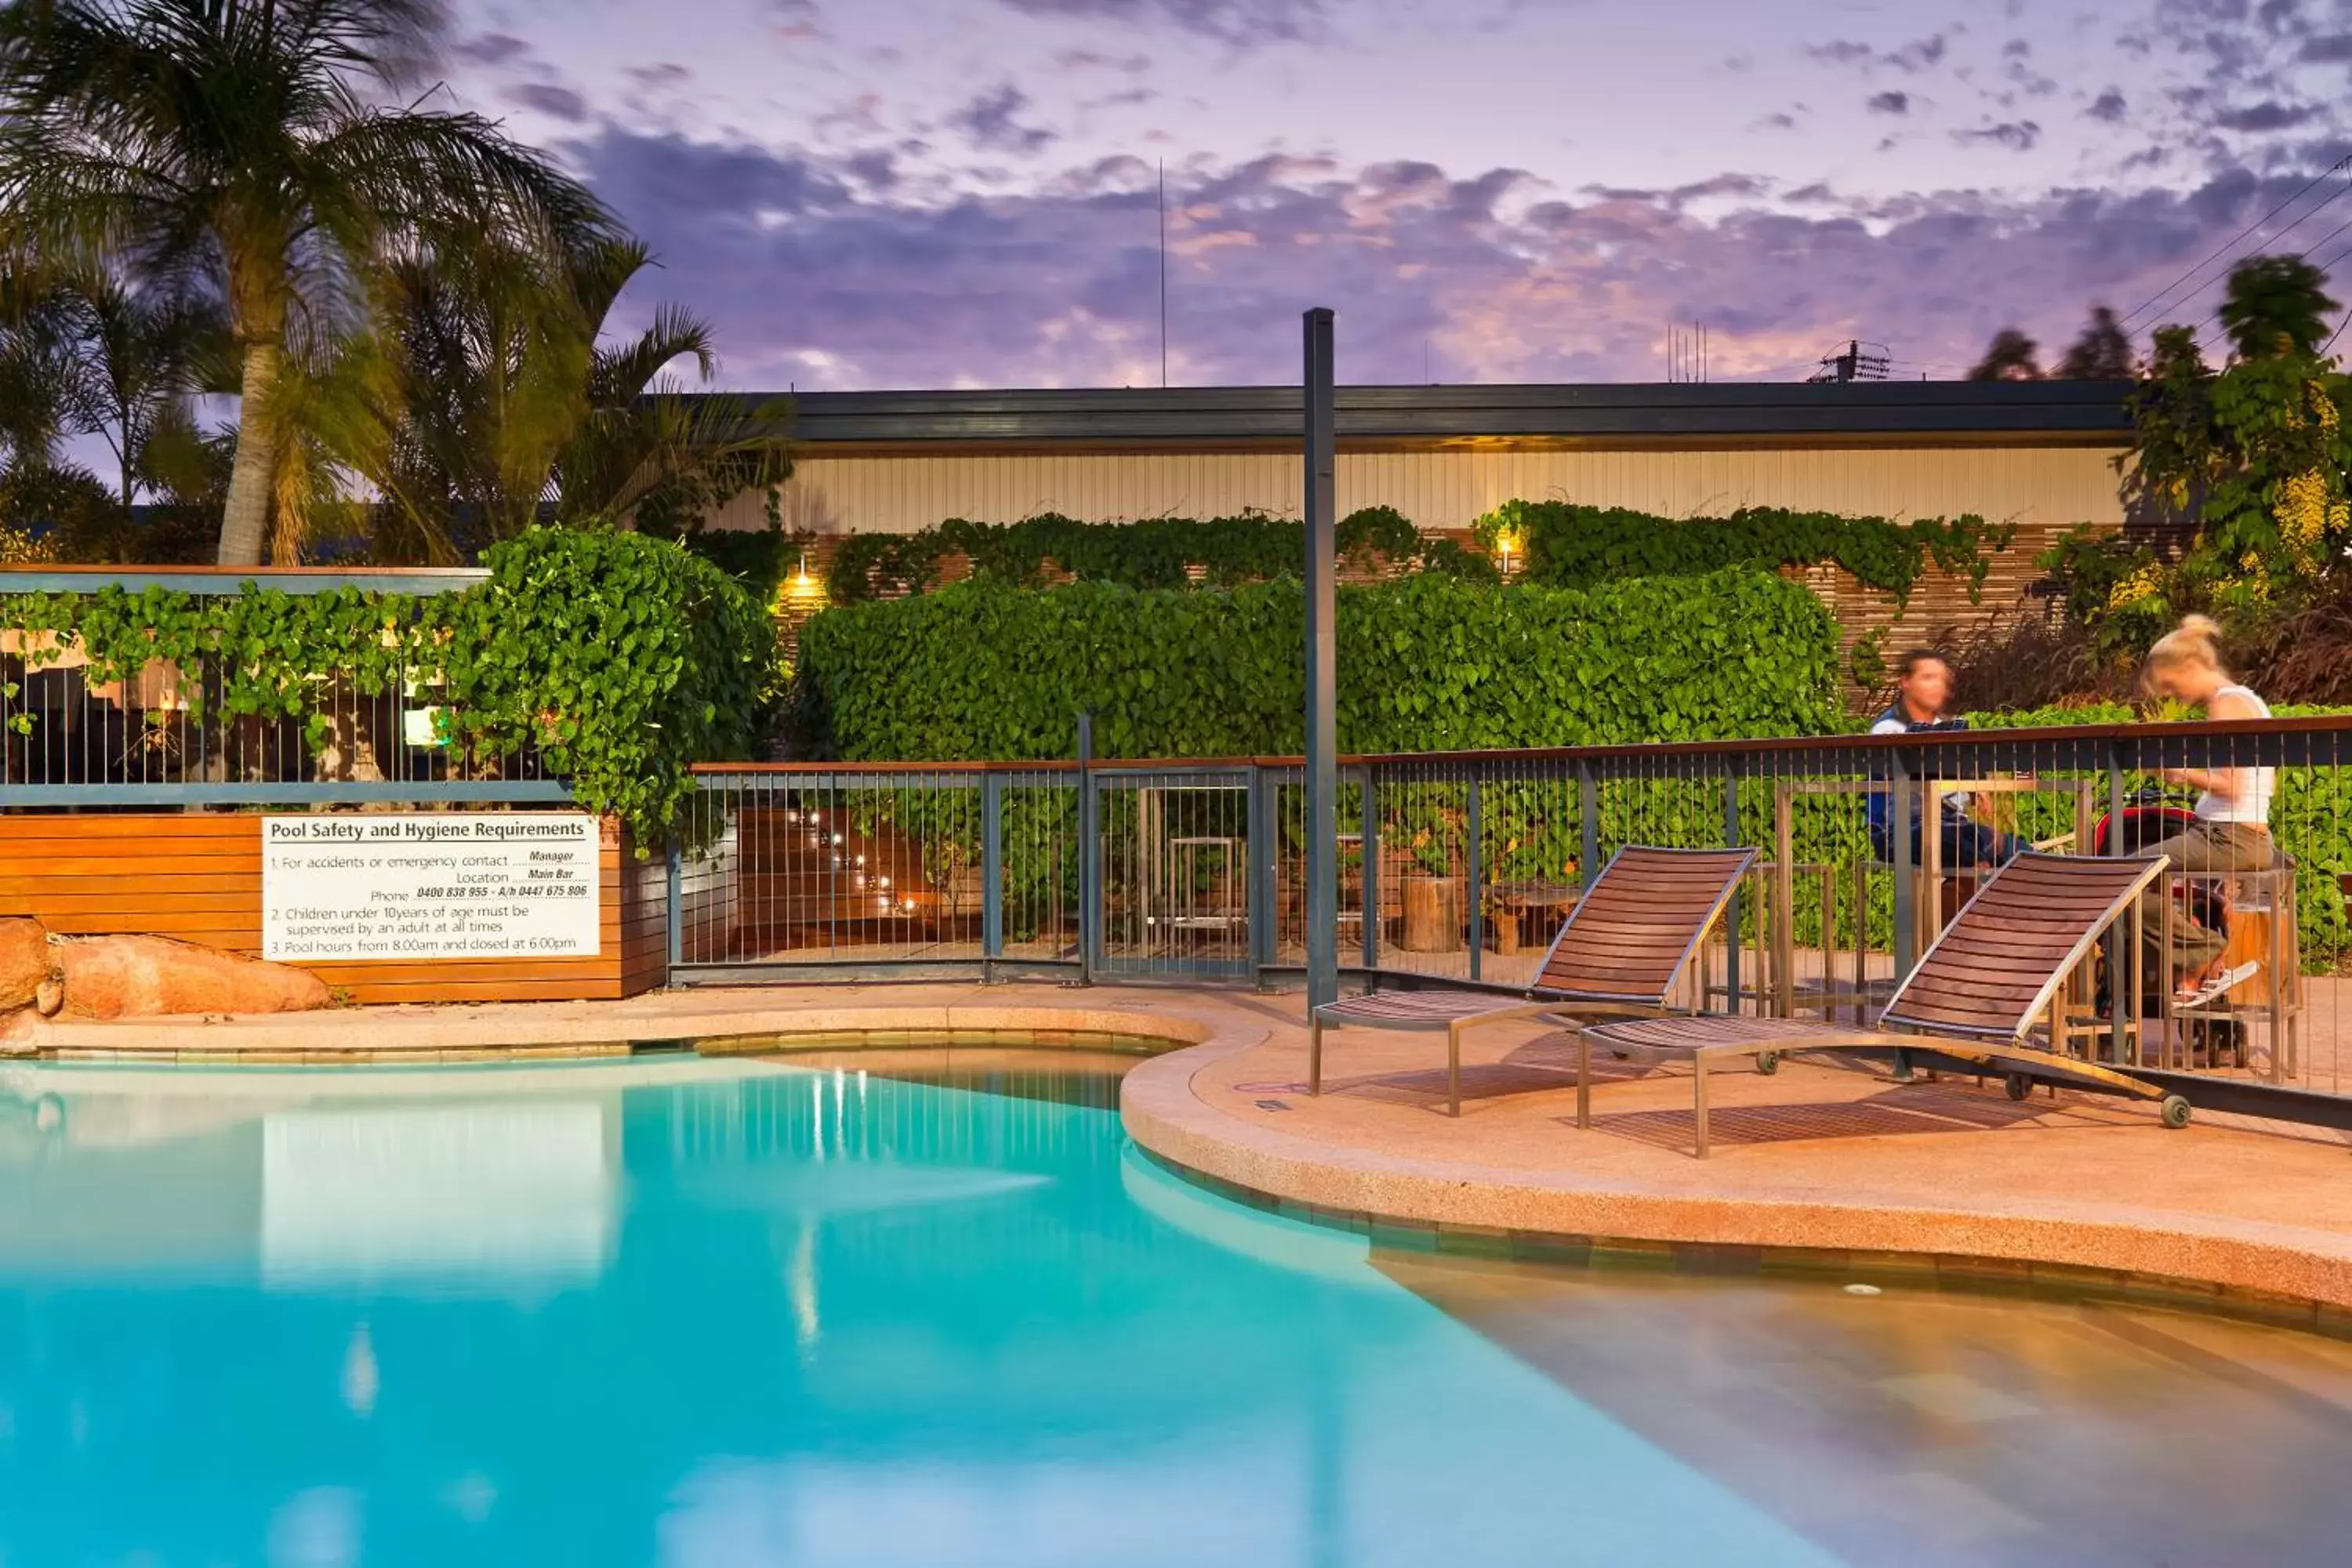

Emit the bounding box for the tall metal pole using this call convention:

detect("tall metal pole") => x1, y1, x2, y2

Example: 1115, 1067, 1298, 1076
1159, 162, 1170, 389
1303, 308, 1339, 1013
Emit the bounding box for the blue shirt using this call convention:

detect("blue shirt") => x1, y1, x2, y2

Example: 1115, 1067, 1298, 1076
1867, 705, 1973, 840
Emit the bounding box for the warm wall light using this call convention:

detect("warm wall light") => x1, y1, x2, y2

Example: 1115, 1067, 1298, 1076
786, 550, 826, 602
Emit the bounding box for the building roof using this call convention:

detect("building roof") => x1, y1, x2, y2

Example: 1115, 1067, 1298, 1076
695, 380, 2135, 456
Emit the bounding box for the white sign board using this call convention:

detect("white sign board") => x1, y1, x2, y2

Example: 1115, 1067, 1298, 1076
262, 814, 601, 962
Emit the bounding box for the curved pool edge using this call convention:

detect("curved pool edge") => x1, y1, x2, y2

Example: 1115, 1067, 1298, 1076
1120, 1036, 2352, 1327
14, 993, 1229, 1065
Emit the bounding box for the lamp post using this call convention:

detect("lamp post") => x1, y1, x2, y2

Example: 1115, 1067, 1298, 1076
1303, 308, 1338, 1014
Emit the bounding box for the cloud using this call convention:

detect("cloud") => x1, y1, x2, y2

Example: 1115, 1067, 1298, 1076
454, 32, 532, 68
1752, 111, 1801, 131
1807, 33, 1949, 73
2216, 100, 2320, 130
767, 0, 823, 36
1054, 49, 1152, 73
1867, 91, 1911, 116
1954, 120, 2042, 151
2088, 89, 2129, 122
994, 0, 1328, 46
946, 85, 1058, 154
2303, 32, 2352, 63
563, 128, 2352, 394
506, 82, 589, 122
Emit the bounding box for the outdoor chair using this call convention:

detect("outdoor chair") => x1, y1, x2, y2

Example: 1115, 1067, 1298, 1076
1577, 851, 2192, 1157
1309, 844, 1759, 1116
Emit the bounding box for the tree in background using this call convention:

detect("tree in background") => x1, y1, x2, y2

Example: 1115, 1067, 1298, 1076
1966, 328, 2044, 381
341, 234, 791, 566
2047, 254, 2352, 655
2220, 255, 2338, 360
0, 0, 612, 564
67, 270, 231, 514
551, 244, 793, 544
2054, 306, 2136, 379
0, 255, 226, 557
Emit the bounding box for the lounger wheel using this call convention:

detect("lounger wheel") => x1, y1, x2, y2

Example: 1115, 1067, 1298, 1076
1755, 1051, 1780, 1076
2160, 1094, 2193, 1131
2004, 1072, 2032, 1102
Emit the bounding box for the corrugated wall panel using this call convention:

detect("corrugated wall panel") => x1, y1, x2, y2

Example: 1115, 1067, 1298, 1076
710, 445, 2128, 536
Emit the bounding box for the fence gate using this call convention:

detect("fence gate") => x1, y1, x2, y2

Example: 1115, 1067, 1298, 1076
1087, 765, 1260, 982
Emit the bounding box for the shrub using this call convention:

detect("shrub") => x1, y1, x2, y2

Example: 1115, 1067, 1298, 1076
1, 526, 779, 842
792, 568, 1842, 761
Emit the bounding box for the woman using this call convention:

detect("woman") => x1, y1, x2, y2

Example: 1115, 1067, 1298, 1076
2139, 615, 2272, 1005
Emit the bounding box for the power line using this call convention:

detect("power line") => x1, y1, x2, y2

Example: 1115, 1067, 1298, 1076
1806, 339, 1889, 383
2157, 202, 2352, 349
2119, 154, 2352, 332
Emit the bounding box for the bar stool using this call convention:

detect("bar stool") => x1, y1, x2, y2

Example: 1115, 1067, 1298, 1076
2168, 860, 2303, 1078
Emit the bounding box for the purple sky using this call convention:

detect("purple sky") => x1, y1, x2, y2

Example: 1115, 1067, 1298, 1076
436, 0, 2352, 390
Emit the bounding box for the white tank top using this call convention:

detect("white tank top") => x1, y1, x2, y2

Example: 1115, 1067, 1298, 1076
2194, 684, 2274, 826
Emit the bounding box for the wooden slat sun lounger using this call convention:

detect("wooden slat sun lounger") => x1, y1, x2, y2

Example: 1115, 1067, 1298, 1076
1310, 844, 1759, 1116
1578, 851, 2190, 1156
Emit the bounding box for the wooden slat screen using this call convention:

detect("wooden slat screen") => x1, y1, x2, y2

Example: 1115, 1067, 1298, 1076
0, 812, 669, 1006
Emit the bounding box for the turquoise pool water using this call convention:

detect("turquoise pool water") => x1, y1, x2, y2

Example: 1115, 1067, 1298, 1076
3, 1051, 2350, 1566
0, 1054, 1837, 1567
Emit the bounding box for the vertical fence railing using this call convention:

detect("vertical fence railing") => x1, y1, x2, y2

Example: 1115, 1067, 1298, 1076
0, 566, 578, 805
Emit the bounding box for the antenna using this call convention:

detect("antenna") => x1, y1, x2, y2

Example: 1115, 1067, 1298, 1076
1805, 339, 1891, 383
1158, 160, 1169, 389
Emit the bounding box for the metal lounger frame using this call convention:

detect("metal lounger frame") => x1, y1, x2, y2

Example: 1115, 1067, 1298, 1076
1308, 844, 1761, 1116
1576, 853, 2187, 1156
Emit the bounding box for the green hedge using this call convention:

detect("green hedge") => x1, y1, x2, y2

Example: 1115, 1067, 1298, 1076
793, 568, 1842, 761
1482, 500, 2013, 604
2, 527, 779, 841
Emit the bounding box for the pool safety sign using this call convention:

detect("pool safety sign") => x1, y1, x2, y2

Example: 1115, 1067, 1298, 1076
262, 814, 601, 962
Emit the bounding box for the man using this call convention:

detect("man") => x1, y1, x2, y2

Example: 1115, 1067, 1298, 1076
1867, 650, 2025, 869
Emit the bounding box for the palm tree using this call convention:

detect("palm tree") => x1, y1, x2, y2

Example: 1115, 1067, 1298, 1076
550, 241, 792, 532
61, 268, 231, 510
0, 255, 86, 470
354, 234, 789, 561
0, 0, 613, 564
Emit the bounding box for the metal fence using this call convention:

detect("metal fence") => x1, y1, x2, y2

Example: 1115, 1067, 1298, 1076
672, 718, 2352, 1116
0, 566, 566, 806
3, 568, 2347, 1123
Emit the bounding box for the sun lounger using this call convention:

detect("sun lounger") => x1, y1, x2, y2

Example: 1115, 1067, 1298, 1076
1577, 851, 2190, 1156
1310, 844, 1759, 1116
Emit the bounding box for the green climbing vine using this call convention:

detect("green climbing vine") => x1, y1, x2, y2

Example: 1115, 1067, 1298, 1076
824, 507, 1443, 601
2, 526, 780, 843
1475, 501, 2013, 604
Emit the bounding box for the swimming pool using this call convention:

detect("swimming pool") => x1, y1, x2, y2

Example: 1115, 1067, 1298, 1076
2, 1050, 2347, 1566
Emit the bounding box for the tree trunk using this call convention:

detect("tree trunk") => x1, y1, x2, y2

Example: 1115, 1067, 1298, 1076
216, 340, 281, 565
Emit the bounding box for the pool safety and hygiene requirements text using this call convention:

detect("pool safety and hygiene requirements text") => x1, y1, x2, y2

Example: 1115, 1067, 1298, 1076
261, 814, 602, 962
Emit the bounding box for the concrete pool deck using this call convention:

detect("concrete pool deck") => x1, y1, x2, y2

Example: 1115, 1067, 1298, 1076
15, 981, 2352, 1318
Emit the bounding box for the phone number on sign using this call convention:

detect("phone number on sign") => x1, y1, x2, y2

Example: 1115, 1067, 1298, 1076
408, 884, 593, 900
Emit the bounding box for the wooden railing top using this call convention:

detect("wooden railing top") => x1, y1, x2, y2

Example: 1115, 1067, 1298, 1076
691, 713, 2352, 775
0, 565, 488, 595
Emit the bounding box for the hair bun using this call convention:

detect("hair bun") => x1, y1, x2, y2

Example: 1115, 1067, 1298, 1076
2177, 614, 2223, 641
